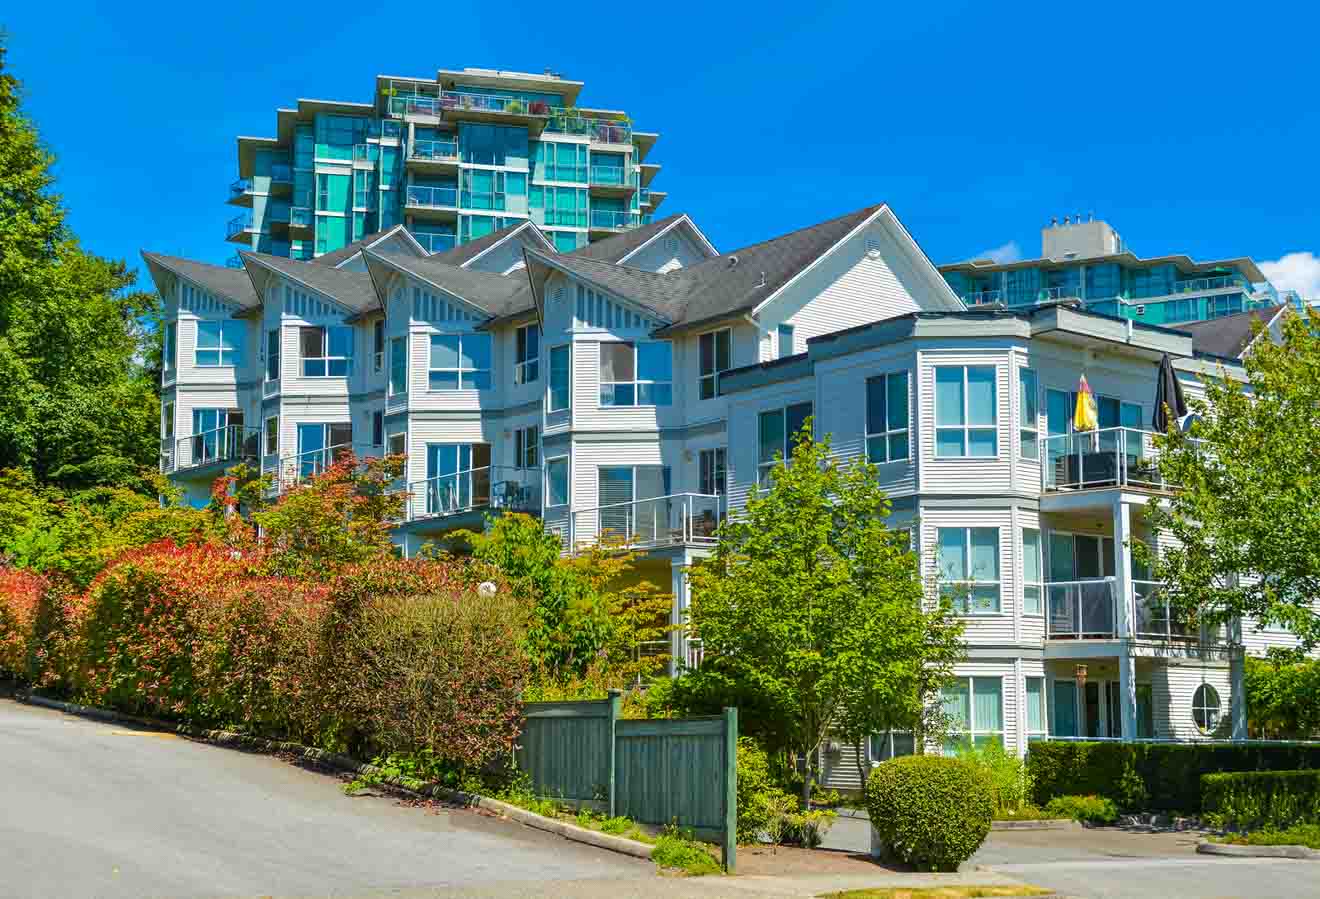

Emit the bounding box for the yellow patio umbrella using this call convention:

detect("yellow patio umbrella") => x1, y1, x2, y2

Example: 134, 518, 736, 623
1074, 374, 1099, 432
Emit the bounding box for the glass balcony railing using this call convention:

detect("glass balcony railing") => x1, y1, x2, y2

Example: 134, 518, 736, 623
590, 209, 640, 230
544, 115, 633, 145
388, 96, 442, 117
174, 426, 257, 472
352, 143, 379, 164
439, 91, 553, 118
966, 289, 1004, 306
397, 466, 542, 523
1173, 275, 1248, 294
541, 209, 588, 228
538, 165, 588, 184
1037, 286, 1081, 302
639, 188, 650, 205
1133, 581, 1228, 644
225, 214, 252, 239
1046, 578, 1118, 639
568, 493, 723, 551
290, 207, 313, 228
406, 185, 458, 208
409, 139, 458, 162
270, 163, 293, 183
414, 232, 457, 254
589, 165, 627, 186
228, 178, 251, 201
1041, 427, 1196, 494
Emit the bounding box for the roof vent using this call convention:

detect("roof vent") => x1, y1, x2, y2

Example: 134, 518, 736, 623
758, 272, 767, 288
728, 254, 739, 267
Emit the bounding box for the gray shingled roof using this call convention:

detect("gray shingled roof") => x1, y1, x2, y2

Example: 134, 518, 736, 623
568, 213, 685, 263
141, 252, 260, 309
427, 220, 553, 268
363, 250, 533, 320
310, 225, 423, 268
1175, 306, 1286, 358
241, 252, 380, 313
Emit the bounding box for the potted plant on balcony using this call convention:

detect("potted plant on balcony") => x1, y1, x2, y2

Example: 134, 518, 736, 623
529, 100, 549, 116
505, 98, 525, 115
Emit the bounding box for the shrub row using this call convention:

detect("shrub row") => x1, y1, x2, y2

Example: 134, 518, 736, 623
1202, 770, 1320, 831
1028, 741, 1320, 813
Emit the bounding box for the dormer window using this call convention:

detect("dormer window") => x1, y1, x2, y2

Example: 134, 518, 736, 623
195, 321, 243, 367
300, 326, 353, 377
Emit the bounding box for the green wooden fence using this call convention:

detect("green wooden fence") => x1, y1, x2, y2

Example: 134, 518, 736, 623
517, 691, 738, 871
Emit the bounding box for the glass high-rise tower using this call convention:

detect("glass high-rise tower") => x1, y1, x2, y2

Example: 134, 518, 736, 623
225, 67, 665, 262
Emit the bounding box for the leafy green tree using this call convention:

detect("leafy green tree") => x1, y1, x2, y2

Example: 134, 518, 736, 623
0, 38, 160, 491
1141, 311, 1320, 650
1244, 651, 1320, 739
687, 423, 964, 804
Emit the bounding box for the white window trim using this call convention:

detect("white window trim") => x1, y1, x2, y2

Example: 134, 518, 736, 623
372, 320, 385, 373
389, 336, 408, 396
544, 454, 570, 508
777, 323, 795, 359
698, 327, 732, 401
934, 364, 998, 459
1019, 367, 1039, 461
1022, 527, 1044, 617
300, 325, 353, 378
937, 526, 1002, 616
1192, 683, 1221, 735
195, 320, 242, 368
547, 343, 571, 412
514, 425, 539, 469
598, 340, 673, 408
162, 402, 175, 441
1025, 676, 1048, 740
757, 402, 813, 485
865, 370, 911, 464
699, 447, 727, 497
943, 675, 1005, 751
514, 323, 540, 386
428, 332, 492, 391
264, 415, 279, 456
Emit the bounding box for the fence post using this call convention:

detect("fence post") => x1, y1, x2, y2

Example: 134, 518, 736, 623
722, 705, 738, 873
607, 689, 621, 817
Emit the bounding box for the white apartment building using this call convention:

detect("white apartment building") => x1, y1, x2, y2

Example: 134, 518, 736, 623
145, 205, 1308, 788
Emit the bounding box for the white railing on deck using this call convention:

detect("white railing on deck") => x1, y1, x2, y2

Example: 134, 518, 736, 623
1133, 580, 1228, 644
1046, 577, 1118, 639
397, 465, 541, 523
266, 442, 353, 494
1041, 427, 1185, 493
568, 492, 722, 550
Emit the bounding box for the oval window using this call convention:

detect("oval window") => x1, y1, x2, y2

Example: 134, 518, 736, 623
1192, 684, 1221, 735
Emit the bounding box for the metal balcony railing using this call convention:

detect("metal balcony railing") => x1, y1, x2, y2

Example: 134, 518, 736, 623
589, 209, 640, 230
406, 185, 458, 208
1133, 580, 1228, 644
171, 425, 257, 472
543, 116, 633, 145
568, 493, 722, 551
1046, 577, 1118, 639
398, 465, 541, 523
225, 214, 253, 239
1041, 428, 1191, 493
439, 91, 553, 117
409, 139, 458, 162
267, 443, 354, 494
966, 289, 1004, 306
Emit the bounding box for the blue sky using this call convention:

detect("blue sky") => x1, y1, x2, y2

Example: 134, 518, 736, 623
6, 0, 1320, 297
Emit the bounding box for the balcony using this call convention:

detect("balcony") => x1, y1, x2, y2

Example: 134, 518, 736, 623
167, 426, 258, 474
227, 178, 253, 207
438, 91, 552, 133
1173, 275, 1248, 294
387, 95, 443, 119
404, 185, 459, 220
398, 466, 541, 525
589, 209, 641, 235
965, 289, 1004, 306
406, 139, 459, 173
588, 165, 634, 199
225, 213, 257, 243
1041, 428, 1184, 497
1047, 578, 1118, 640
1037, 286, 1081, 303
1134, 581, 1228, 645
566, 493, 722, 551
543, 114, 632, 146
266, 443, 354, 495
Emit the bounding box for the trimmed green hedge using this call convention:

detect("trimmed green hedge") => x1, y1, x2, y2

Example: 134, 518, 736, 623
865, 755, 993, 872
1028, 742, 1320, 813
1203, 770, 1320, 830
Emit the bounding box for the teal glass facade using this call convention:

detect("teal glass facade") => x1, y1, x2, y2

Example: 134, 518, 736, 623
227, 68, 665, 260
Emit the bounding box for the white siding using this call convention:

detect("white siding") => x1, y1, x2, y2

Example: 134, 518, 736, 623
624, 227, 710, 274
919, 507, 1018, 646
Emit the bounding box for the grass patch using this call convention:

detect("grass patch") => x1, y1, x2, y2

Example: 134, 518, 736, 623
574, 809, 655, 844
651, 828, 722, 875
819, 887, 1053, 898
1211, 824, 1320, 849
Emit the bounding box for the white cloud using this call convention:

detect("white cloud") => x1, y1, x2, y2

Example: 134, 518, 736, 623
975, 240, 1022, 264
1260, 252, 1320, 300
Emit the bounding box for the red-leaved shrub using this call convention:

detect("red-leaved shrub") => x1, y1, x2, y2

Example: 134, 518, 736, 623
0, 567, 48, 679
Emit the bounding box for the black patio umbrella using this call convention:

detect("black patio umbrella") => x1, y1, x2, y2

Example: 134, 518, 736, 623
1153, 353, 1188, 433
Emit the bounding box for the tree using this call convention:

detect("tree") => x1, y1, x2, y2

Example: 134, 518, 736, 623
1141, 311, 1320, 650
0, 38, 160, 492
686, 423, 964, 804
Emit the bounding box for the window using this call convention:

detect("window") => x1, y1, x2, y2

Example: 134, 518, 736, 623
937, 526, 1001, 614
1053, 681, 1077, 737
941, 676, 1004, 753
757, 402, 813, 485
1019, 367, 1039, 460
387, 432, 406, 457
698, 329, 732, 400
1137, 684, 1155, 738
546, 457, 569, 507
515, 425, 538, 469
390, 336, 407, 395
265, 329, 280, 380
548, 345, 570, 411
162, 402, 175, 441
870, 730, 916, 762
1192, 684, 1221, 734
371, 410, 383, 447
264, 416, 278, 455
163, 323, 177, 372
936, 366, 997, 457
699, 448, 726, 496
1025, 677, 1047, 741
866, 371, 910, 463
597, 466, 670, 541
373, 321, 384, 373
429, 332, 492, 390
299, 326, 353, 377
777, 323, 795, 359
1022, 528, 1043, 616
515, 324, 540, 385
195, 320, 243, 367
599, 341, 672, 406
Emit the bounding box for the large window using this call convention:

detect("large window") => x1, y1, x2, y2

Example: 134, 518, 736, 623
545, 456, 569, 507
389, 336, 407, 395
515, 425, 538, 469
699, 448, 726, 496
265, 329, 280, 380
941, 676, 1004, 753
699, 328, 732, 400
1022, 528, 1044, 616
429, 333, 492, 390
757, 402, 813, 485
866, 371, 910, 464
1019, 367, 1039, 460
299, 326, 353, 377
424, 443, 492, 514
548, 345, 570, 411
599, 342, 672, 406
936, 366, 997, 457
196, 320, 243, 367
937, 526, 1001, 614
515, 324, 540, 385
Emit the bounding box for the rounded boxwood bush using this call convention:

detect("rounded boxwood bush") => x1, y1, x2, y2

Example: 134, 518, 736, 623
865, 755, 993, 871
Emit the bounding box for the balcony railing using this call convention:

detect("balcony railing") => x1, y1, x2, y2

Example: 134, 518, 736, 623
267, 443, 354, 494
414, 232, 457, 254
1174, 276, 1247, 293
352, 143, 379, 164
398, 466, 541, 523
1037, 286, 1081, 302
1134, 581, 1228, 644
544, 115, 633, 145
568, 493, 722, 551
169, 425, 256, 473
409, 139, 458, 162
439, 91, 553, 118
966, 289, 1004, 306
1046, 578, 1118, 639
225, 214, 253, 240
228, 178, 251, 202
589, 165, 627, 186
1041, 428, 1184, 493
541, 209, 588, 228
388, 96, 443, 117
590, 209, 640, 230
405, 185, 458, 209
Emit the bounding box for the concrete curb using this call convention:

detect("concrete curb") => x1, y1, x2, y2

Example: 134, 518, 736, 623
18, 692, 656, 864
991, 818, 1080, 831
1197, 839, 1320, 860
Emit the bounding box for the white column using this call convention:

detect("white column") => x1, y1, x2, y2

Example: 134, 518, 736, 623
1231, 648, 1248, 740
1113, 496, 1139, 740
669, 559, 687, 677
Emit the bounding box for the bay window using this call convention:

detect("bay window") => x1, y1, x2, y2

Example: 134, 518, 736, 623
545, 456, 569, 507
865, 371, 910, 463
599, 341, 672, 406
429, 332, 491, 390
940, 676, 1004, 753
515, 324, 539, 385
195, 320, 243, 367
937, 526, 1001, 614
548, 345, 570, 411
1020, 367, 1039, 459
300, 325, 353, 377
757, 401, 813, 485
935, 365, 997, 457
698, 329, 731, 400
